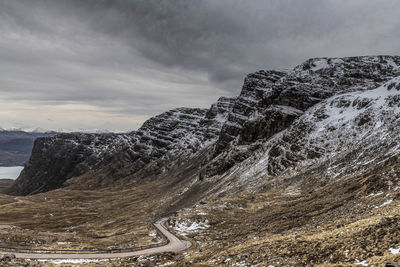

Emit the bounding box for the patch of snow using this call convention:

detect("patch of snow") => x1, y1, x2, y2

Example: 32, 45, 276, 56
311, 58, 330, 72
159, 261, 175, 266
197, 211, 208, 216
174, 220, 210, 236
330, 58, 345, 65
367, 192, 383, 197
389, 247, 400, 254
376, 199, 393, 208
56, 242, 71, 245
233, 262, 249, 267
355, 259, 368, 266
386, 58, 400, 69
214, 113, 229, 124
272, 105, 303, 116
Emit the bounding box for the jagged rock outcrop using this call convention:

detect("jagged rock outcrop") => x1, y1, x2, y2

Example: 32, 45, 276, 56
11, 55, 400, 196
205, 56, 400, 176
266, 76, 400, 177
11, 97, 235, 195
10, 133, 128, 195
206, 75, 400, 198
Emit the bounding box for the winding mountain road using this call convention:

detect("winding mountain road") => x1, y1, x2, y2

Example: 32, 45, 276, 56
0, 218, 191, 259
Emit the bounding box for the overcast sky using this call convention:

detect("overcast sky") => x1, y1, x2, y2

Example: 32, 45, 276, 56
0, 0, 399, 132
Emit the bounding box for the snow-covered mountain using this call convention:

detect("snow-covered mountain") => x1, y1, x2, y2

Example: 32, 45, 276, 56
206, 56, 400, 177
199, 75, 400, 197
10, 55, 400, 198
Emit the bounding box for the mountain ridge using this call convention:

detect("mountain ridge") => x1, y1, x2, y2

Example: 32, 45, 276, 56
10, 97, 236, 195
9, 55, 400, 198
3, 55, 400, 266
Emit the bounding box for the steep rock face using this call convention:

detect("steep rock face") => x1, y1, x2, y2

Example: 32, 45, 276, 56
206, 56, 400, 176
107, 97, 235, 179
207, 76, 400, 198
214, 70, 286, 152
11, 55, 400, 196
266, 76, 400, 177
11, 97, 235, 195
11, 133, 133, 195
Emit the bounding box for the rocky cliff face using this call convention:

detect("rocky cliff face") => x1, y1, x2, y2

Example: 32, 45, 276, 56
11, 97, 235, 195
265, 76, 400, 178
11, 133, 128, 195
11, 55, 400, 196
204, 56, 400, 176
195, 75, 400, 204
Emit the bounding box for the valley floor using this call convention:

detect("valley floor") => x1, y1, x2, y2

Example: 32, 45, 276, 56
0, 218, 191, 261
1, 174, 400, 266
0, 182, 168, 252
2, 155, 400, 266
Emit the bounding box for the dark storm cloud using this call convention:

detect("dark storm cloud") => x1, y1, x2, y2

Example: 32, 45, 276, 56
0, 0, 399, 131
81, 0, 400, 83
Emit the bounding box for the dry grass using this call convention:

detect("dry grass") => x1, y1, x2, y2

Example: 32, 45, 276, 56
0, 181, 167, 250
164, 170, 400, 266
2, 157, 400, 266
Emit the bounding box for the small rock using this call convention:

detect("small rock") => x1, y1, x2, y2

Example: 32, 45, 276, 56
240, 252, 250, 260
0, 254, 16, 261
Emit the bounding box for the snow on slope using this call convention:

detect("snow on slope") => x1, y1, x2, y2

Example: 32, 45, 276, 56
209, 56, 400, 177
215, 76, 400, 193
302, 76, 400, 162
13, 56, 400, 196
